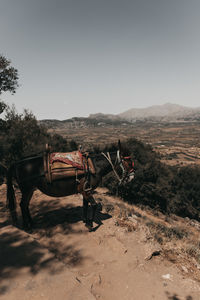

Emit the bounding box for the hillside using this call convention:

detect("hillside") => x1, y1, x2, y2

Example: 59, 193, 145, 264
119, 103, 200, 122
39, 116, 130, 129
1, 185, 200, 300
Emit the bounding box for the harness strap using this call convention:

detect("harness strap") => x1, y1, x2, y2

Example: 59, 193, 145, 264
117, 150, 126, 177
101, 151, 121, 183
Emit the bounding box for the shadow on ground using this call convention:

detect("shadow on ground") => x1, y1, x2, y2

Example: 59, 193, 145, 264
0, 190, 111, 296
0, 228, 57, 278
32, 201, 111, 230
166, 292, 193, 300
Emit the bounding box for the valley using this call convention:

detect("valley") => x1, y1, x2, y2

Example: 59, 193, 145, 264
47, 121, 200, 166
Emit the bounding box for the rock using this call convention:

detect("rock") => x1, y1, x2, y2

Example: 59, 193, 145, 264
181, 266, 188, 273
162, 274, 172, 280
145, 250, 161, 261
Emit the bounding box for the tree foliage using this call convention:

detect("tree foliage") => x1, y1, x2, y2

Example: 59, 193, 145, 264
0, 55, 77, 165
1, 105, 77, 164
0, 55, 19, 96
0, 55, 19, 124
102, 138, 200, 221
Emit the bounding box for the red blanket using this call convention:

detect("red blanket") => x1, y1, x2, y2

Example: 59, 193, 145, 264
50, 151, 84, 169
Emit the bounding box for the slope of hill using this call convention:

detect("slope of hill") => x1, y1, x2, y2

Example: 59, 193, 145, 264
39, 116, 130, 129
118, 103, 200, 122
39, 103, 200, 128
1, 184, 200, 300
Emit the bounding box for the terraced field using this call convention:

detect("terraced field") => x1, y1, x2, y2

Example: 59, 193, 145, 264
49, 121, 200, 166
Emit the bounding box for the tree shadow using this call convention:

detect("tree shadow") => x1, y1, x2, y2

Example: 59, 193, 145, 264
0, 197, 110, 296
0, 187, 112, 296
166, 292, 193, 300
0, 228, 56, 279
0, 221, 87, 296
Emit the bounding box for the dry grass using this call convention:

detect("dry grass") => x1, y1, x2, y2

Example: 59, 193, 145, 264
98, 189, 200, 282
186, 244, 200, 264
115, 217, 138, 232
145, 220, 188, 242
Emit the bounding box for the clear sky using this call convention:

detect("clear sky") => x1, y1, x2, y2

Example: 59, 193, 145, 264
1, 0, 200, 120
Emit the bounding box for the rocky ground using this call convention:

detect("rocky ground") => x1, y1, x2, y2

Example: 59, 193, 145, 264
0, 184, 200, 300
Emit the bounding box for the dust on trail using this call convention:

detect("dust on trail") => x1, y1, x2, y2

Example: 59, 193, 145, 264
0, 184, 199, 300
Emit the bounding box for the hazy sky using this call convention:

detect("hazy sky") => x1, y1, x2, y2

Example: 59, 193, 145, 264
1, 0, 200, 120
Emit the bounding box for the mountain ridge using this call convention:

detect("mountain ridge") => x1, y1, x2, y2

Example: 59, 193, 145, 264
39, 103, 200, 128
118, 103, 200, 121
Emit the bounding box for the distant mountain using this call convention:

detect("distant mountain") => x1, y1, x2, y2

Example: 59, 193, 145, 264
88, 113, 120, 120
39, 103, 200, 129
39, 116, 130, 129
118, 103, 200, 122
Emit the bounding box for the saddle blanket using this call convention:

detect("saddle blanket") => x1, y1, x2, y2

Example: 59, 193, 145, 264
44, 150, 95, 183
50, 151, 84, 169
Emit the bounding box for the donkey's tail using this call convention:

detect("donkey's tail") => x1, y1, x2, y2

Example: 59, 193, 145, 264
0, 163, 7, 184
6, 164, 18, 225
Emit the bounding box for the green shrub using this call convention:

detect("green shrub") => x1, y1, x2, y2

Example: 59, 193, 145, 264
1, 105, 77, 165
102, 138, 200, 221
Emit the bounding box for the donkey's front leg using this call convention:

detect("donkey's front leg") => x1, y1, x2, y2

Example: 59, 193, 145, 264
82, 192, 97, 231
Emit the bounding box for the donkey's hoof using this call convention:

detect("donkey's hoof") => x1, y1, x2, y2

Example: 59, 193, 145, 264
85, 222, 93, 232
23, 224, 33, 233
11, 216, 19, 227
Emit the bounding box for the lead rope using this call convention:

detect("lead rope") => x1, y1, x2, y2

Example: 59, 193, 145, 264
101, 151, 122, 183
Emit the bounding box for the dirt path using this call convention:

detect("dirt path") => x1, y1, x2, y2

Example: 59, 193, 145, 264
0, 185, 199, 300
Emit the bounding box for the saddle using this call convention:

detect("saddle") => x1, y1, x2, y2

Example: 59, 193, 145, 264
43, 146, 95, 183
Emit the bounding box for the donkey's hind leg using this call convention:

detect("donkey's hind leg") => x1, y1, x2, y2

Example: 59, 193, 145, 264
83, 198, 88, 224
20, 189, 34, 230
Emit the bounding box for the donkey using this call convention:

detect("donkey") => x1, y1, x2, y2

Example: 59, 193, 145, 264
7, 143, 134, 231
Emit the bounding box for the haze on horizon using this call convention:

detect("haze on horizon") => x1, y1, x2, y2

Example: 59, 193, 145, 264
1, 0, 200, 120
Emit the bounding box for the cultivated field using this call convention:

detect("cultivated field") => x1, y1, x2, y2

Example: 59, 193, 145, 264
48, 121, 200, 166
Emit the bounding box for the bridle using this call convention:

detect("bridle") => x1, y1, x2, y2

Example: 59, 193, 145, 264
101, 150, 135, 185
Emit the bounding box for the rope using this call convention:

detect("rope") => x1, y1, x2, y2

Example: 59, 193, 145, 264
101, 151, 122, 183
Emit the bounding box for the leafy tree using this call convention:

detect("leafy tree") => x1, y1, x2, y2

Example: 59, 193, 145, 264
2, 104, 77, 164
0, 55, 19, 126
0, 55, 19, 96
0, 101, 6, 114
3, 106, 47, 162
0, 55, 77, 165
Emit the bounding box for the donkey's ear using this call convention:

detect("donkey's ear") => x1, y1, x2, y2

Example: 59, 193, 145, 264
118, 140, 122, 152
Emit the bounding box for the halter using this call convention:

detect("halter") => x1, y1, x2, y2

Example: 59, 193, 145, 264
101, 150, 133, 185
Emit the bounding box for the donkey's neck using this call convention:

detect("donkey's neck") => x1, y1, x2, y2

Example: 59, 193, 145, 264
92, 152, 117, 178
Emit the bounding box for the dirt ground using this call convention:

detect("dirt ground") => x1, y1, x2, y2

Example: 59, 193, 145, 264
0, 184, 200, 300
